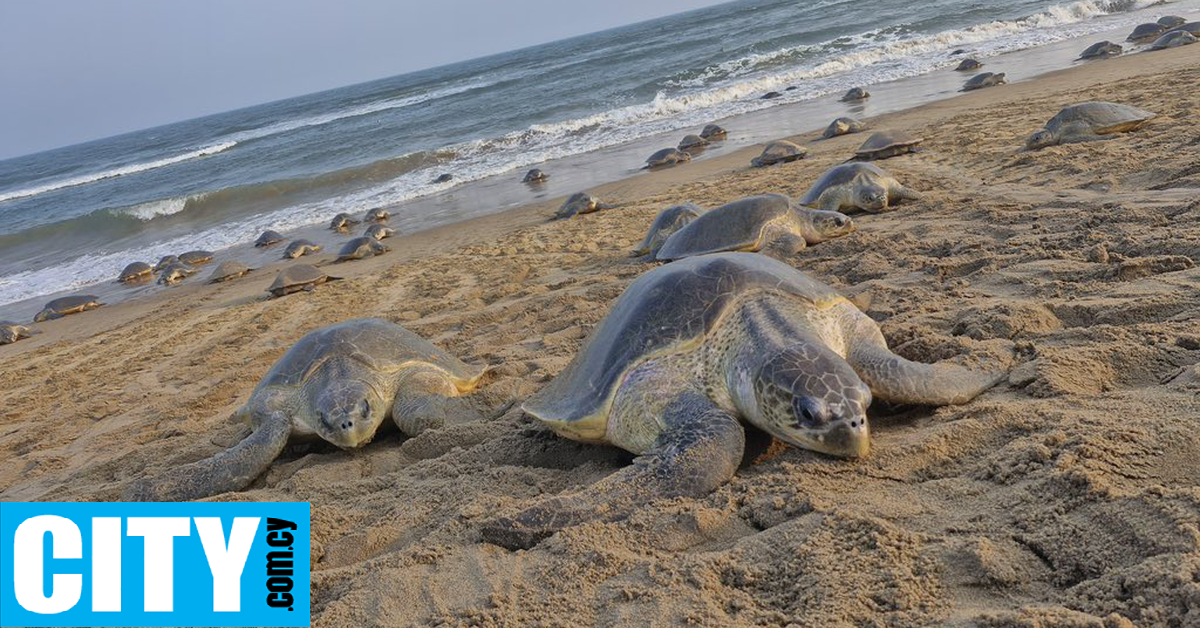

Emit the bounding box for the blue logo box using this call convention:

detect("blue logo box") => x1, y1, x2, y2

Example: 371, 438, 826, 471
0, 502, 310, 627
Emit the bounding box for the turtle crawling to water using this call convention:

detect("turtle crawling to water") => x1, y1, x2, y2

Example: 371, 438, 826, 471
266, 264, 339, 298
0, 322, 39, 345
655, 194, 854, 261
1025, 102, 1156, 150
178, 250, 214, 266
158, 262, 199, 285
954, 58, 983, 71
699, 124, 727, 140
961, 72, 1005, 91
800, 163, 921, 213
118, 262, 154, 283
255, 230, 285, 247
1150, 30, 1197, 50
1126, 22, 1166, 43
632, 203, 703, 258
1158, 15, 1186, 29
124, 318, 488, 501
678, 134, 709, 151
523, 168, 549, 183
336, 236, 389, 262
1077, 41, 1122, 60
480, 253, 1004, 549
33, 295, 103, 322
555, 192, 614, 219
283, 239, 321, 259
364, 224, 397, 240
208, 261, 253, 283
751, 140, 807, 167
841, 87, 869, 102
645, 148, 691, 169
329, 213, 359, 233
823, 117, 866, 139
853, 130, 924, 160
364, 207, 389, 222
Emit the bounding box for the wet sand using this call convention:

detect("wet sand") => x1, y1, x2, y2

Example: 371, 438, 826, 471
2, 42, 1199, 627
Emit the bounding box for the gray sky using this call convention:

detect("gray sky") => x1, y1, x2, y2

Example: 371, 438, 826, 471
0, 0, 728, 160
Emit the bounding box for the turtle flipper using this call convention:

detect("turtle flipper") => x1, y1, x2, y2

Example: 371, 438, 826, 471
122, 412, 291, 501
480, 392, 744, 550
848, 340, 1005, 406
892, 184, 922, 203
392, 367, 482, 436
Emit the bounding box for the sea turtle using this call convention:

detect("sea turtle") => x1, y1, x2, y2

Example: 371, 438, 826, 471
1171, 22, 1200, 37
364, 208, 389, 223
751, 140, 807, 167
523, 168, 549, 183
632, 203, 703, 258
0, 322, 39, 345
841, 87, 869, 102
678, 134, 709, 151
645, 148, 691, 168
800, 163, 921, 213
336, 236, 389, 262
433, 173, 454, 184
555, 192, 612, 219
283, 239, 322, 259
122, 318, 487, 501
761, 91, 783, 100
208, 261, 253, 283
823, 117, 867, 139
1150, 30, 1197, 49
364, 224, 396, 240
955, 58, 983, 71
255, 230, 285, 247
853, 130, 924, 160
33, 295, 103, 322
700, 124, 727, 140
266, 264, 340, 297
1025, 102, 1156, 150
179, 250, 214, 265
1158, 15, 1186, 29
1078, 41, 1122, 60
1126, 22, 1166, 43
330, 213, 359, 233
961, 72, 1005, 91
118, 262, 154, 283
154, 255, 179, 272
479, 252, 1003, 549
158, 262, 199, 285
655, 194, 854, 261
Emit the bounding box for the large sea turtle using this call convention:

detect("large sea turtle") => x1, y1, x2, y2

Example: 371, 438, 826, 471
1150, 30, 1197, 49
1078, 41, 1122, 60
961, 72, 1005, 91
123, 318, 488, 501
523, 168, 549, 183
655, 194, 854, 261
336, 237, 389, 262
751, 141, 807, 167
158, 262, 199, 285
266, 264, 339, 297
699, 124, 727, 140
364, 208, 389, 222
1158, 15, 1186, 29
800, 163, 921, 213
645, 148, 692, 169
208, 261, 253, 283
364, 224, 396, 240
1171, 22, 1200, 37
479, 253, 1003, 548
823, 117, 866, 139
283, 239, 321, 259
330, 213, 359, 233
555, 192, 613, 219
118, 262, 153, 283
33, 295, 103, 322
678, 134, 709, 151
178, 250, 214, 265
1126, 22, 1166, 43
1025, 102, 1156, 150
632, 203, 703, 258
841, 87, 869, 102
853, 131, 924, 160
255, 230, 285, 247
955, 58, 983, 71
0, 322, 39, 345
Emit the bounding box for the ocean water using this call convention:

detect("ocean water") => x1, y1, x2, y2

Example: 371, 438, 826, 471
0, 0, 1194, 316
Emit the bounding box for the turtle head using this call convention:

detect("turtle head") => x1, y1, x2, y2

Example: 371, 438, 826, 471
304, 360, 389, 448
798, 208, 856, 244
1026, 129, 1055, 150
855, 178, 889, 211
744, 342, 872, 458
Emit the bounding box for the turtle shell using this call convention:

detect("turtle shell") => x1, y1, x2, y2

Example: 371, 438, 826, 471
1044, 102, 1156, 136
800, 163, 887, 206
962, 72, 1004, 90
646, 148, 690, 167
751, 141, 806, 167
34, 295, 101, 322
699, 124, 727, 140
823, 117, 865, 139
364, 208, 389, 222
253, 318, 484, 393
655, 194, 794, 261
1172, 22, 1200, 36
283, 240, 320, 258
255, 230, 285, 247
1127, 22, 1165, 42
522, 253, 842, 440
954, 59, 982, 71
118, 262, 153, 282
268, 264, 331, 294
1158, 16, 1186, 28
1078, 41, 1121, 59
855, 131, 923, 157
523, 168, 548, 183
178, 250, 214, 265
1150, 30, 1196, 49
678, 134, 709, 150
209, 261, 252, 283
337, 237, 388, 261
154, 255, 179, 272
633, 203, 703, 257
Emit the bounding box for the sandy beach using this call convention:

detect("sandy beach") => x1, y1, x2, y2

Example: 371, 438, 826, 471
2, 40, 1199, 628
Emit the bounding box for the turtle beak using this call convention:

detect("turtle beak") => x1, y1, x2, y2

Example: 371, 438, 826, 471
822, 421, 870, 458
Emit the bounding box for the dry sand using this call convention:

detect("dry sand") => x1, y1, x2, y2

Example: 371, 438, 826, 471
2, 45, 1200, 627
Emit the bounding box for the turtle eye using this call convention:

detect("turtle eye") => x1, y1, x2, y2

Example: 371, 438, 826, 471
360, 400, 371, 419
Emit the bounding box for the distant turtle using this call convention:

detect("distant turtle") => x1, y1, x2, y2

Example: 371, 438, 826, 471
655, 194, 854, 261
364, 208, 389, 222
555, 192, 612, 219
1025, 101, 1156, 150
801, 163, 922, 213
154, 255, 179, 272
751, 140, 807, 167
123, 318, 487, 501
1157, 15, 1186, 29
267, 264, 340, 297
33, 295, 103, 322
761, 91, 783, 100
336, 236, 389, 262
823, 117, 867, 139
158, 262, 199, 285
433, 173, 453, 184
0, 321, 39, 345
330, 213, 359, 233
1150, 30, 1197, 49
961, 72, 1005, 91
1078, 41, 1122, 60
632, 203, 703, 258
645, 148, 691, 168
208, 261, 253, 283
841, 87, 869, 102
364, 224, 396, 240
283, 239, 322, 259
700, 124, 727, 140
118, 262, 153, 283
854, 130, 924, 160
255, 230, 285, 247
178, 250, 214, 265
1171, 22, 1200, 37
1126, 22, 1166, 43
955, 58, 983, 71
479, 253, 1003, 549
523, 168, 549, 183
678, 134, 709, 151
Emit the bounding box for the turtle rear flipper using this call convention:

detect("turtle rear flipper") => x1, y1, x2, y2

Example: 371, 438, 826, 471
480, 392, 744, 550
848, 340, 1005, 406
123, 412, 291, 502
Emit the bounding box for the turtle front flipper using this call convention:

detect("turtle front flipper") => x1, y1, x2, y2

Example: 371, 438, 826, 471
392, 366, 483, 436
848, 339, 1005, 406
122, 412, 291, 502
891, 184, 922, 203
480, 392, 744, 550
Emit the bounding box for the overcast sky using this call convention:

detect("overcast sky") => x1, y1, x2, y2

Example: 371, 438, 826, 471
0, 0, 729, 160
